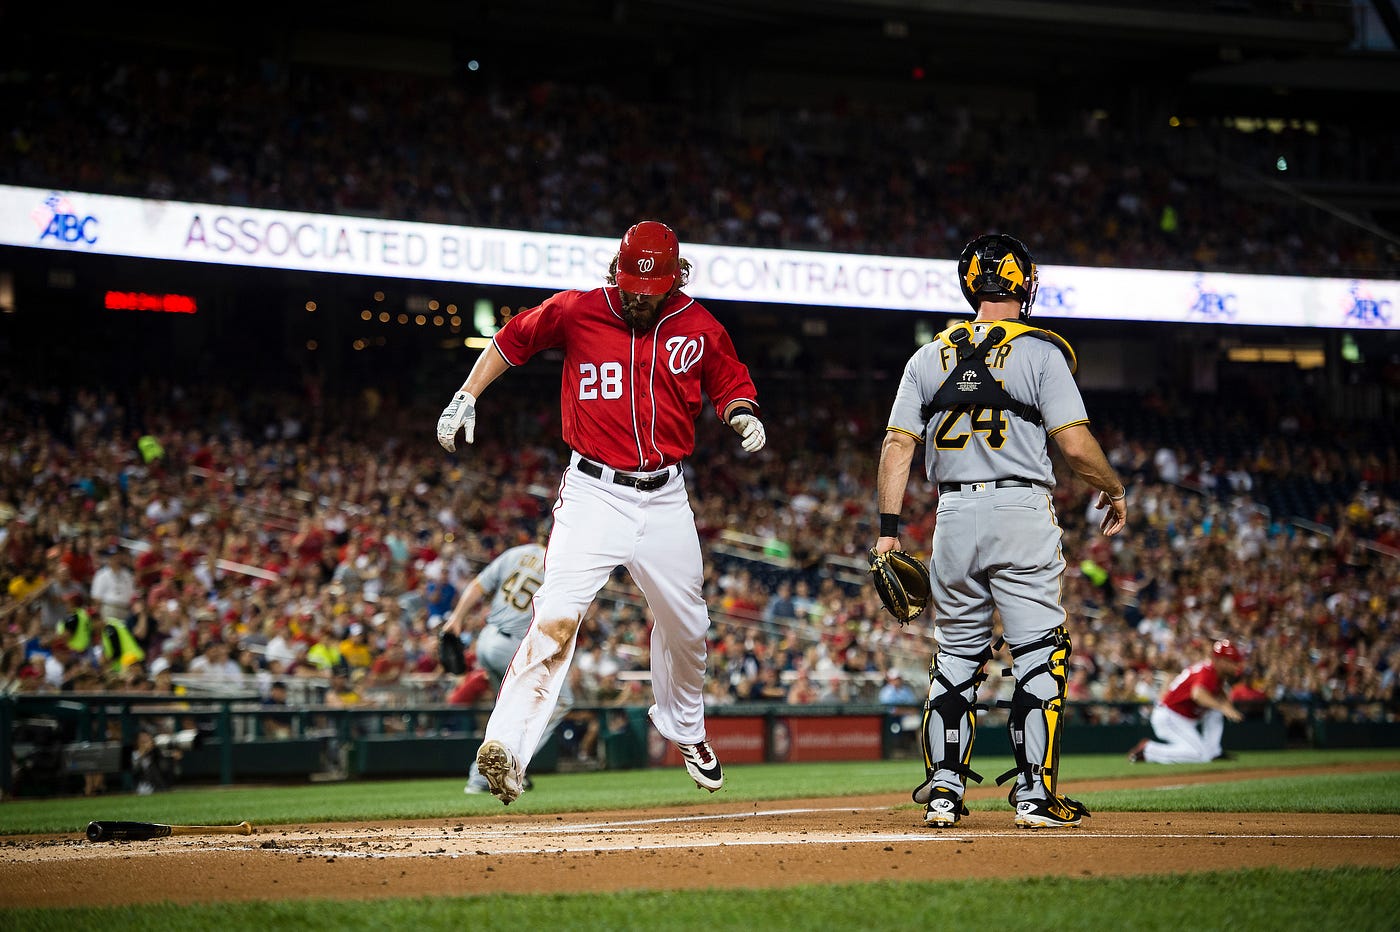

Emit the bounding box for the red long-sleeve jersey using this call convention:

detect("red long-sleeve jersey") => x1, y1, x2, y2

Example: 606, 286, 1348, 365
492, 286, 758, 472
1160, 660, 1224, 720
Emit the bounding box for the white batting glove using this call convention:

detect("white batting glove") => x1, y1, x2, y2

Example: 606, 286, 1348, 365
436, 391, 476, 452
730, 413, 766, 453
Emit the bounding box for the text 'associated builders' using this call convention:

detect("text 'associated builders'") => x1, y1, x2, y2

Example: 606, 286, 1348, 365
3, 185, 1396, 327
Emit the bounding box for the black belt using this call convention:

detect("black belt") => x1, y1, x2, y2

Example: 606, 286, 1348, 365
576, 457, 675, 492
938, 478, 1036, 494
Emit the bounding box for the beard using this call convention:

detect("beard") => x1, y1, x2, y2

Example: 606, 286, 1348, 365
620, 293, 664, 331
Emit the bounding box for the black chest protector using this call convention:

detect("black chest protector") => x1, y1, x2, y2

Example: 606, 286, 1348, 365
921, 325, 1042, 426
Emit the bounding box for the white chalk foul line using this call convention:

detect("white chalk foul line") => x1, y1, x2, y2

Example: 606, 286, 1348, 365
234, 801, 1400, 847
242, 806, 889, 844
256, 832, 964, 858
247, 830, 1400, 860
91, 806, 1396, 861
539, 806, 887, 833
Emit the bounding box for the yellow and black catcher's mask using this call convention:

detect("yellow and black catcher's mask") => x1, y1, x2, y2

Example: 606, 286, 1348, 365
957, 233, 1039, 318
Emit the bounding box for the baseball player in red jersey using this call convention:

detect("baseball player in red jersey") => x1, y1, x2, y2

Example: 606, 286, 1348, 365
1129, 639, 1245, 764
436, 220, 764, 804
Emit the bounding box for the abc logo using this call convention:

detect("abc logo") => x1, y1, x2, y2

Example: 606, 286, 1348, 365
40, 212, 99, 245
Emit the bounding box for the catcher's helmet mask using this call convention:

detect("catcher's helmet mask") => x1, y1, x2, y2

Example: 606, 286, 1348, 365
958, 233, 1039, 319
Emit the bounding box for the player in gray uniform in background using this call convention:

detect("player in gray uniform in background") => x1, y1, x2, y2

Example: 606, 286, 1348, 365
875, 233, 1128, 829
442, 527, 573, 795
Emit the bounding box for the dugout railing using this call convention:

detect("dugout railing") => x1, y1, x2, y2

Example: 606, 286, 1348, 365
2, 693, 1396, 798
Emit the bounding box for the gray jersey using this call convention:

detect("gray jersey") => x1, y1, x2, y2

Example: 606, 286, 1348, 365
886, 319, 1091, 809
887, 320, 1086, 486
474, 543, 546, 637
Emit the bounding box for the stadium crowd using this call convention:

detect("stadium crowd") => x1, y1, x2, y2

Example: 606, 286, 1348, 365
2, 373, 1397, 732
2, 38, 1398, 785
2, 54, 1396, 279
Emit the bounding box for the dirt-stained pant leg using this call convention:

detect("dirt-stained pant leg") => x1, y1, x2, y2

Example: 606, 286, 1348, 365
627, 477, 710, 744
481, 472, 628, 771
478, 624, 576, 734
469, 625, 575, 785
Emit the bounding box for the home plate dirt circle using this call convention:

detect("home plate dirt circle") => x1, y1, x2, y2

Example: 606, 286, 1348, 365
2, 764, 1399, 907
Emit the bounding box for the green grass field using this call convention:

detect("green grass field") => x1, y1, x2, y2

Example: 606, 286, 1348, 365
3, 748, 1397, 833
7, 869, 1400, 932
3, 748, 1398, 929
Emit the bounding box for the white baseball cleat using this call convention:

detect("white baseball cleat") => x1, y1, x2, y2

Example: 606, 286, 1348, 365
647, 707, 723, 792
677, 739, 724, 792
475, 740, 524, 805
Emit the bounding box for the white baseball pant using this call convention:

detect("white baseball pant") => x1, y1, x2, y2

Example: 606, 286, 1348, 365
1142, 704, 1224, 764
467, 624, 573, 788
480, 456, 710, 771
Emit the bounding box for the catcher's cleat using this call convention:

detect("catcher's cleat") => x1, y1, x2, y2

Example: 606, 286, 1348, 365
476, 739, 525, 805
677, 739, 724, 792
1014, 794, 1084, 829
1127, 738, 1149, 763
922, 787, 968, 827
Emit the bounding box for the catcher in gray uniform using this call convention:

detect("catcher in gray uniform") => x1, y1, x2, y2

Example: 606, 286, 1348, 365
443, 527, 574, 795
874, 233, 1128, 829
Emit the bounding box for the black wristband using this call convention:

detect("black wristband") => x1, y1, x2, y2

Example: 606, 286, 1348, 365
728, 405, 754, 423
879, 513, 899, 537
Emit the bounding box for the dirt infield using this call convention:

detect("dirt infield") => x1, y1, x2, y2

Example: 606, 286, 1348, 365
3, 762, 1399, 908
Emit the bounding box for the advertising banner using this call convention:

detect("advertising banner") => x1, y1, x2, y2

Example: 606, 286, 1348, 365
649, 717, 767, 767
3, 185, 1395, 329
769, 715, 885, 762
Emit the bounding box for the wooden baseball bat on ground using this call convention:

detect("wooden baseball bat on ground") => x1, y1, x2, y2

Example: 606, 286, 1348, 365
85, 820, 253, 842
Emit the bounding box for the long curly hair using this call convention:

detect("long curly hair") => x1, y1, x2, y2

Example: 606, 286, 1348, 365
606, 255, 692, 295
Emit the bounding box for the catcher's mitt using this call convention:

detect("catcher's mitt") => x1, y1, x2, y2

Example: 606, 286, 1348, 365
438, 629, 468, 675
869, 548, 932, 624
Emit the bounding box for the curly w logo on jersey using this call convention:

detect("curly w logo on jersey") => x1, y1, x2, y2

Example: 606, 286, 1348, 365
666, 335, 705, 374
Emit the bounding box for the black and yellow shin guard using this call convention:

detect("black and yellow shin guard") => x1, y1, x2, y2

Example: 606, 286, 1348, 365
911, 647, 991, 806
995, 626, 1089, 816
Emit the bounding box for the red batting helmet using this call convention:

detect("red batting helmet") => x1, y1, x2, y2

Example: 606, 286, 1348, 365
615, 221, 680, 295
1212, 639, 1243, 663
